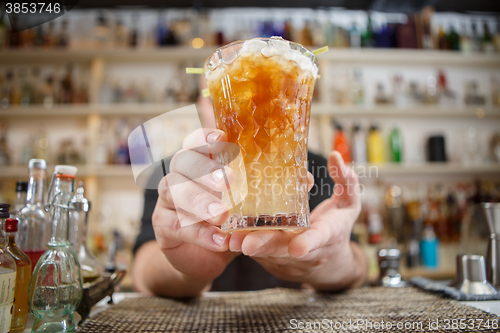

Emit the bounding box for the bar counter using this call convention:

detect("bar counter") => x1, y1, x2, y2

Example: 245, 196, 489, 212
23, 287, 500, 332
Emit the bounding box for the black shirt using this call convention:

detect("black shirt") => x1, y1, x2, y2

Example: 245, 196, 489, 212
134, 152, 337, 291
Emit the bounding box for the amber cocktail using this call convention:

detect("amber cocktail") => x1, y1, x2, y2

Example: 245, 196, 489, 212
204, 37, 318, 232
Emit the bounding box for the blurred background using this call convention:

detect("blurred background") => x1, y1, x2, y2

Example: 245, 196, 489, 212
0, 0, 499, 289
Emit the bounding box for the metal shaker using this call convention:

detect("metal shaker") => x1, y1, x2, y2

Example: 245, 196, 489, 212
481, 203, 500, 289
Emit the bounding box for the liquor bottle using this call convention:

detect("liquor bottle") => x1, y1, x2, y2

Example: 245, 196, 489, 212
420, 225, 439, 269
471, 23, 481, 52
350, 70, 364, 105
69, 182, 104, 283
389, 127, 403, 163
0, 10, 7, 49
367, 125, 385, 164
459, 23, 472, 53
0, 122, 11, 166
332, 121, 352, 163
129, 13, 139, 48
361, 14, 375, 48
42, 75, 55, 109
29, 165, 83, 333
351, 124, 366, 164
5, 218, 31, 333
482, 22, 495, 54
349, 22, 361, 48
114, 19, 128, 48
57, 20, 69, 48
60, 64, 73, 104
93, 13, 112, 49
447, 24, 460, 51
0, 204, 16, 333
19, 67, 33, 107
11, 181, 28, 218
437, 25, 449, 50
17, 159, 50, 270
43, 21, 55, 48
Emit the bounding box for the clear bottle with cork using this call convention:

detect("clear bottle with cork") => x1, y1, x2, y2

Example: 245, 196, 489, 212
69, 182, 104, 283
0, 204, 16, 333
5, 218, 31, 333
17, 159, 50, 270
29, 165, 83, 333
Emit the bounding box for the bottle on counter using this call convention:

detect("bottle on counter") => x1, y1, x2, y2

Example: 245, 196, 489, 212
389, 127, 403, 163
17, 159, 50, 270
367, 125, 385, 164
351, 124, 367, 165
0, 204, 16, 333
5, 218, 31, 333
69, 182, 104, 284
482, 21, 495, 53
29, 165, 83, 333
332, 121, 352, 164
11, 181, 28, 218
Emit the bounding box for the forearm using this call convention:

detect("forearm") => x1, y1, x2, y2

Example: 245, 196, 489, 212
306, 241, 367, 292
132, 241, 212, 297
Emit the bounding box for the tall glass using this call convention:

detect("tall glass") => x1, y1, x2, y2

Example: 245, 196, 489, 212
204, 37, 318, 232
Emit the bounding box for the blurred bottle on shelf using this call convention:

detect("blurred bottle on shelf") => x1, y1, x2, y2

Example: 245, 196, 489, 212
350, 70, 364, 105
421, 225, 439, 269
351, 124, 367, 164
60, 64, 73, 104
34, 128, 50, 162
464, 80, 486, 105
93, 13, 113, 49
56, 139, 83, 165
389, 127, 403, 163
129, 13, 139, 47
367, 124, 385, 163
385, 186, 405, 242
349, 22, 361, 48
0, 122, 11, 166
490, 133, 500, 162
57, 20, 69, 48
461, 127, 482, 165
436, 70, 456, 107
0, 10, 6, 49
17, 159, 50, 270
374, 82, 392, 104
332, 121, 352, 164
492, 76, 500, 106
5, 218, 31, 333
427, 135, 447, 162
482, 22, 495, 54
42, 75, 55, 109
43, 21, 55, 48
11, 181, 28, 218
460, 22, 472, 53
114, 19, 128, 48
447, 24, 460, 51
392, 74, 407, 107
0, 204, 17, 333
437, 26, 449, 50
361, 14, 375, 48
471, 22, 482, 52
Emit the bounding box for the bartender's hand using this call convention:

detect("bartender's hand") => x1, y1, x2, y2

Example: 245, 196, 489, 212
228, 151, 367, 291
142, 127, 315, 297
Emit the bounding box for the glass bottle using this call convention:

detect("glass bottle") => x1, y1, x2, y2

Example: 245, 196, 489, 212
29, 165, 83, 333
5, 218, 31, 333
69, 182, 104, 283
351, 124, 366, 165
367, 125, 385, 164
0, 204, 17, 333
11, 181, 28, 218
389, 127, 403, 163
17, 159, 50, 270
332, 121, 352, 164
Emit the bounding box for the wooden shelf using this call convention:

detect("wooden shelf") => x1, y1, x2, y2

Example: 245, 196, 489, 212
0, 165, 133, 178
1, 48, 499, 67
1, 163, 498, 179
2, 103, 499, 119
362, 162, 500, 176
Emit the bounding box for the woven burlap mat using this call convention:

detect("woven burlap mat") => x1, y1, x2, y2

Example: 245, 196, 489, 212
77, 287, 499, 332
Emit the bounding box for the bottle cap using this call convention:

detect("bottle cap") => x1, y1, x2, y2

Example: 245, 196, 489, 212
0, 203, 10, 219
29, 159, 47, 170
54, 165, 78, 176
16, 181, 28, 192
5, 218, 18, 232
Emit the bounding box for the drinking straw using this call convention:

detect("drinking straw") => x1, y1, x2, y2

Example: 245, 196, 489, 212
312, 46, 329, 55
201, 89, 210, 97
186, 68, 204, 74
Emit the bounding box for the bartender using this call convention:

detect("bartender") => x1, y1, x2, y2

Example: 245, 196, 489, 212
132, 95, 368, 297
